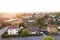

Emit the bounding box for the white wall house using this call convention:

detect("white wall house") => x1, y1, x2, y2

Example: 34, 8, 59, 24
7, 25, 19, 35
8, 29, 18, 35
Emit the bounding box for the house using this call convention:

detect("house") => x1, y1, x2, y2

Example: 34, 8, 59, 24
7, 25, 19, 35
47, 24, 58, 33
27, 19, 34, 23
22, 15, 35, 23
49, 13, 56, 18
28, 26, 40, 34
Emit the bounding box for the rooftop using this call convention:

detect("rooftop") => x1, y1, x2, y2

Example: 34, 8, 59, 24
48, 24, 57, 28
28, 26, 40, 32
8, 25, 18, 29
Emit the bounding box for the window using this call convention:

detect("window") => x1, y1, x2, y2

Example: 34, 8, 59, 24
10, 32, 12, 34
16, 32, 18, 33
10, 29, 12, 31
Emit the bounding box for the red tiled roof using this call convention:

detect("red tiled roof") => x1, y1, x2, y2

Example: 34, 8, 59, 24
57, 16, 60, 21
48, 25, 56, 28
8, 25, 18, 29
57, 18, 60, 21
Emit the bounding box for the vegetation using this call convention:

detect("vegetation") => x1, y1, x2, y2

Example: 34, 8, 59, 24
36, 17, 45, 28
26, 22, 37, 27
43, 35, 52, 40
1, 32, 21, 38
51, 28, 58, 33
43, 13, 49, 19
47, 27, 58, 34
55, 12, 60, 18
1, 28, 42, 38
0, 20, 9, 29
56, 21, 60, 25
49, 19, 55, 25
21, 28, 28, 36
1, 12, 60, 38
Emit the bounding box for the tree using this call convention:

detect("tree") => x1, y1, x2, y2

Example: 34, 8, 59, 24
2, 22, 9, 27
49, 19, 55, 25
43, 13, 49, 19
21, 28, 28, 36
19, 23, 26, 28
56, 21, 60, 25
55, 12, 60, 18
11, 22, 19, 26
36, 18, 44, 25
0, 20, 9, 28
43, 36, 52, 40
36, 17, 44, 28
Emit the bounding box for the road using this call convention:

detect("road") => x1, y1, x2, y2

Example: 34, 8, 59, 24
0, 36, 60, 40
0, 27, 8, 37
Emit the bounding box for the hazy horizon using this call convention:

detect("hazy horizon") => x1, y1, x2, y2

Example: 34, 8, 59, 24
0, 0, 60, 13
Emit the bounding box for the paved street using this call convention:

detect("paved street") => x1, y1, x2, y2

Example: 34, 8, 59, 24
0, 27, 8, 37
0, 36, 60, 40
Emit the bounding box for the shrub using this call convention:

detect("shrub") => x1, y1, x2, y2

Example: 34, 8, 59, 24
43, 36, 52, 40
21, 28, 28, 36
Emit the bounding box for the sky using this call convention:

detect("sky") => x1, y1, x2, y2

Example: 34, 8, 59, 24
0, 0, 60, 13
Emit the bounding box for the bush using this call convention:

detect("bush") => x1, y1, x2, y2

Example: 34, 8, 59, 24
1, 33, 8, 38
21, 28, 28, 36
28, 34, 42, 36
1, 34, 21, 38
43, 36, 52, 40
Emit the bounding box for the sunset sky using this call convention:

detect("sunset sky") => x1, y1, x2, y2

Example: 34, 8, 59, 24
0, 0, 60, 13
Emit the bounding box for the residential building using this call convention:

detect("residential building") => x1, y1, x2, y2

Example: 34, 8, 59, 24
47, 24, 58, 33
28, 26, 40, 34
7, 25, 19, 35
